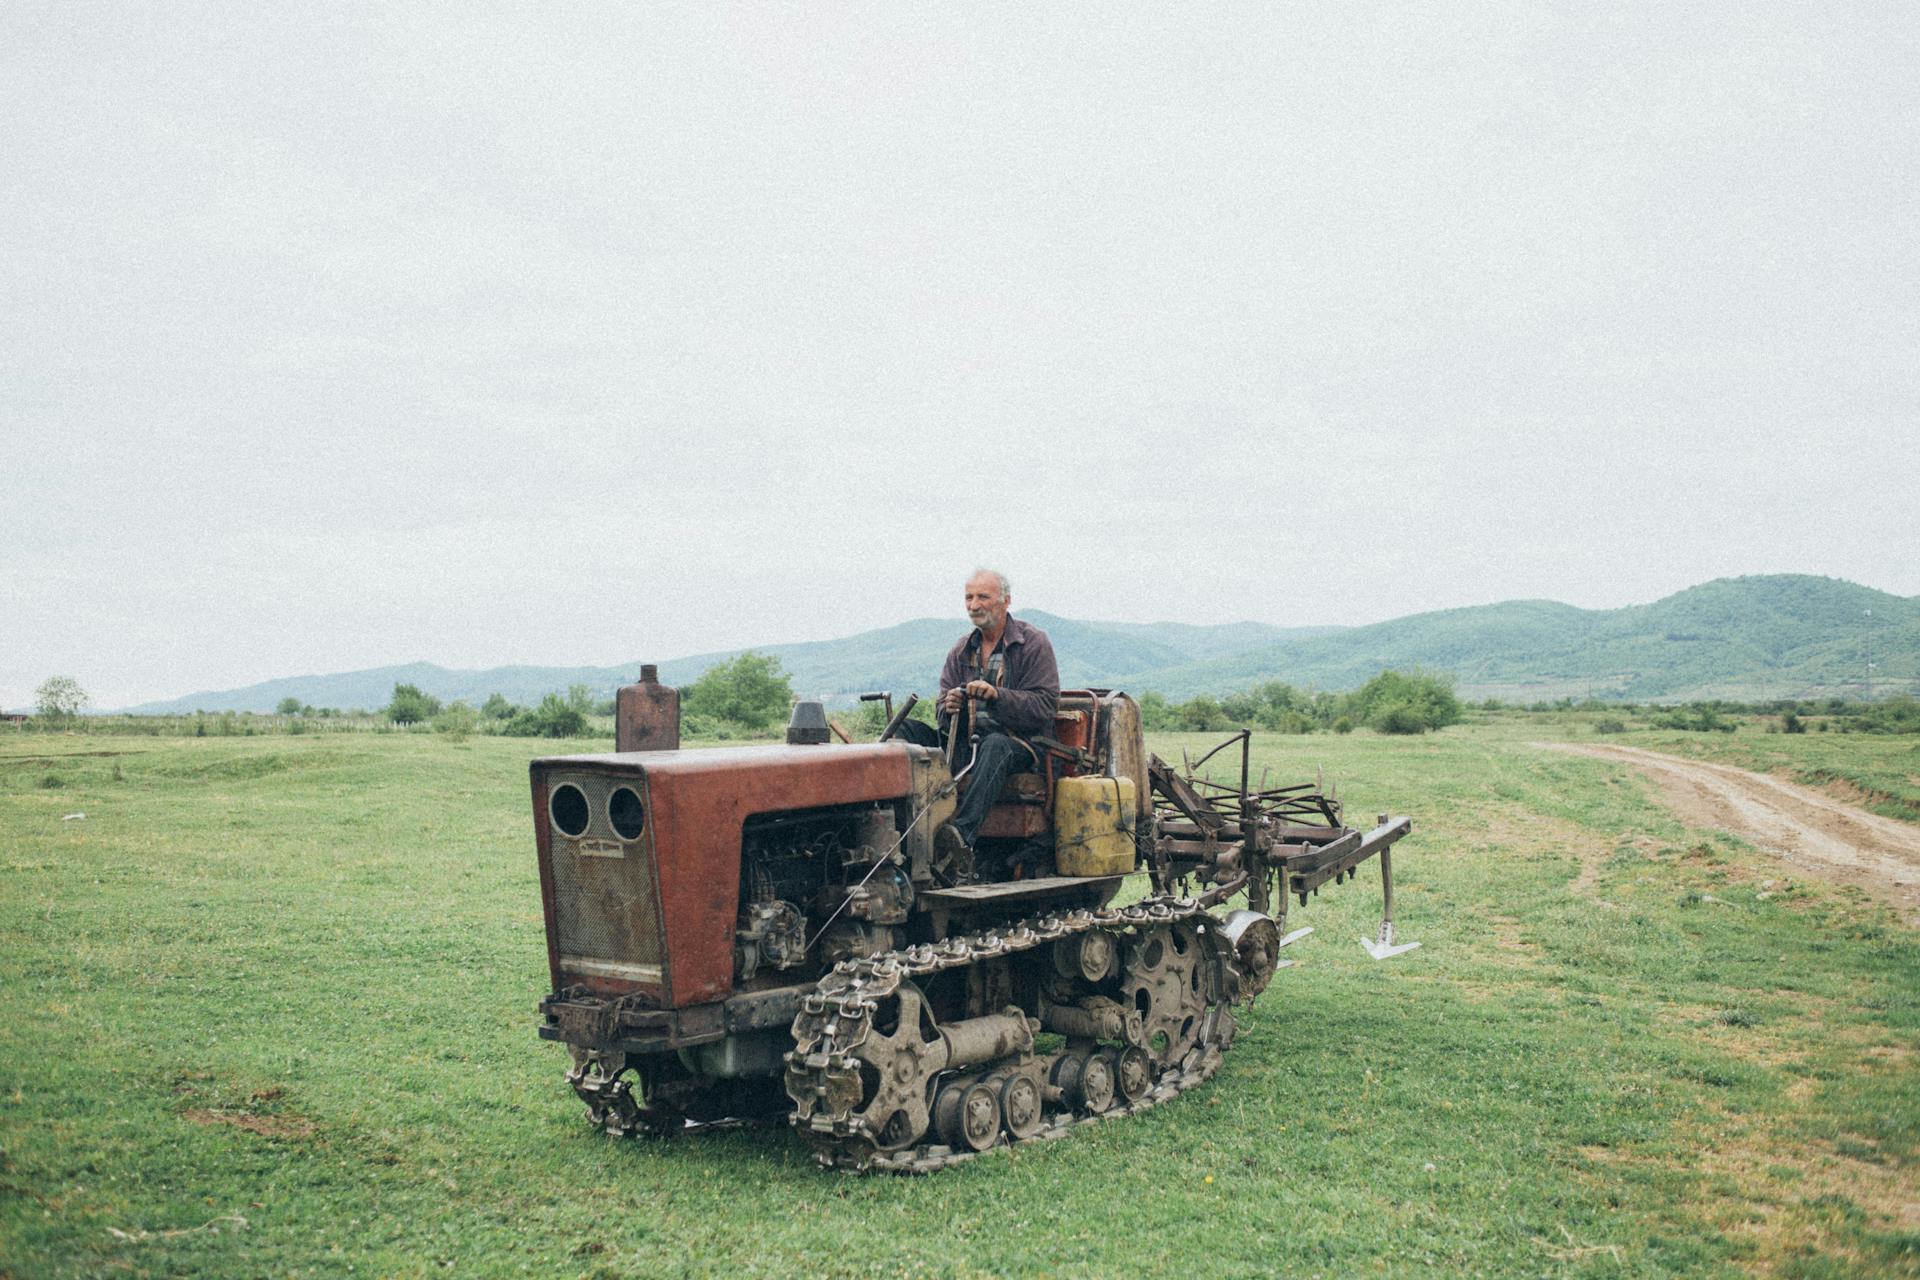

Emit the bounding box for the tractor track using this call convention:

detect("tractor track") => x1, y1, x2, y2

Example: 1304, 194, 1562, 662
1542, 742, 1920, 924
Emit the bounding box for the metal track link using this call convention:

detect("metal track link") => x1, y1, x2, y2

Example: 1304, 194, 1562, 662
785, 894, 1243, 1172
566, 1056, 650, 1137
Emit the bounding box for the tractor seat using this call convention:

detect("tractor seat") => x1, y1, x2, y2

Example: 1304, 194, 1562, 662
997, 773, 1047, 804
975, 696, 1101, 844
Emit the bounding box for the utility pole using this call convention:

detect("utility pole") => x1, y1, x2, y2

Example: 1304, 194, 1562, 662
1864, 607, 1874, 701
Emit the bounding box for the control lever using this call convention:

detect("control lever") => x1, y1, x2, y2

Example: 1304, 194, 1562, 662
877, 693, 920, 743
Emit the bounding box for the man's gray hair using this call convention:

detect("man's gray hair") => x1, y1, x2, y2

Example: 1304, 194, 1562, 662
969, 568, 1010, 599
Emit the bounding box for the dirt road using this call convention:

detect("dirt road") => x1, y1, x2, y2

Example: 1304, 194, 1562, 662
1544, 742, 1920, 924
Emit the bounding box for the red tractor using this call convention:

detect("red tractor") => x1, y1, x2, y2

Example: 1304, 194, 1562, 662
532, 669, 1412, 1171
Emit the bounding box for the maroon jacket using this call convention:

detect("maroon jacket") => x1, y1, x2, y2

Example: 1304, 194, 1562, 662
937, 615, 1060, 738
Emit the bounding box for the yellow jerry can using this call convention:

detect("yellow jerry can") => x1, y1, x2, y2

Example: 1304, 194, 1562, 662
1053, 775, 1138, 877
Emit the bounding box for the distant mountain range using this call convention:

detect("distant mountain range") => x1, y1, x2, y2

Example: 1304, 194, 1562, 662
119, 575, 1915, 714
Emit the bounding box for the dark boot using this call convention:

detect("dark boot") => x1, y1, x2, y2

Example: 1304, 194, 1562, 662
932, 822, 974, 885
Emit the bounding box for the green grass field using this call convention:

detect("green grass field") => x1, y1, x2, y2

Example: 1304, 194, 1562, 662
2, 721, 1915, 1278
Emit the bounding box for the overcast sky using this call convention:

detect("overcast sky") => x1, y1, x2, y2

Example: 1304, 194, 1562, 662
5, 3, 1915, 709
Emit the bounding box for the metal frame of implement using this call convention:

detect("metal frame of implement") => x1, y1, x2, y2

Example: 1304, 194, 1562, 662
1146, 729, 1418, 960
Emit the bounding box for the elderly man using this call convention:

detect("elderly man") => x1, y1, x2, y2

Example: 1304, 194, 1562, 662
897, 569, 1059, 870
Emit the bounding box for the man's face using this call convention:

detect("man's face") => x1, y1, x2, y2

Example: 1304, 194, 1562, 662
965, 575, 1008, 632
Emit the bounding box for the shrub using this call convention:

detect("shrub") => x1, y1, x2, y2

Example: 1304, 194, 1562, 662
1137, 691, 1175, 731
1263, 710, 1316, 735
433, 700, 478, 742
502, 693, 588, 739
1219, 691, 1261, 724
1653, 704, 1737, 733
1350, 670, 1462, 734
1332, 716, 1354, 735
1371, 702, 1430, 735
1859, 695, 1920, 734
1593, 717, 1628, 734
386, 684, 442, 725
1178, 696, 1231, 733
680, 712, 725, 740
683, 652, 793, 731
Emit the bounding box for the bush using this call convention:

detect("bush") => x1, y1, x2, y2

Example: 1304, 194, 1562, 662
1593, 717, 1628, 734
1652, 704, 1737, 733
680, 712, 726, 739
386, 684, 442, 725
1137, 691, 1175, 731
502, 692, 588, 739
1178, 696, 1231, 733
1332, 716, 1354, 735
841, 696, 936, 740
1219, 691, 1261, 724
1371, 702, 1430, 735
1350, 670, 1462, 734
1262, 710, 1316, 735
683, 652, 794, 731
1859, 695, 1920, 734
433, 700, 478, 742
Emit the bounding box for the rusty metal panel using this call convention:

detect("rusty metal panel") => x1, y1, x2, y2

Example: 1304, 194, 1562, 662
615, 664, 680, 752
533, 744, 915, 1009
979, 803, 1049, 838
649, 744, 915, 1006
531, 773, 563, 992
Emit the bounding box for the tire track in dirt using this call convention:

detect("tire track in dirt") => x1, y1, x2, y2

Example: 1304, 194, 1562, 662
1540, 742, 1920, 925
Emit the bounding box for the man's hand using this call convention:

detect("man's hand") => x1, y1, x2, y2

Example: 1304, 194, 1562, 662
940, 682, 998, 713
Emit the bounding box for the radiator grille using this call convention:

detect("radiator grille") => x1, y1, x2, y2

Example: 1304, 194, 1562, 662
544, 770, 664, 981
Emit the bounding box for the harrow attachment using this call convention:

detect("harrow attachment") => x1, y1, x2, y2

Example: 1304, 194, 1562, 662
1147, 729, 1418, 959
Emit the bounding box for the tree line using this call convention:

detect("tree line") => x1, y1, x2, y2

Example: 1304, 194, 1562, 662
1141, 669, 1463, 735
25, 665, 1912, 741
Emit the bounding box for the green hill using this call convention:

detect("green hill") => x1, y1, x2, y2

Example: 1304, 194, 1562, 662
1127, 576, 1918, 702
118, 616, 1314, 714
116, 575, 1917, 713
